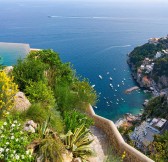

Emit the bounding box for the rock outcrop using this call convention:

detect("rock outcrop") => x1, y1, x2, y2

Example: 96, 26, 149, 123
24, 120, 37, 133
3, 66, 13, 74
13, 92, 31, 111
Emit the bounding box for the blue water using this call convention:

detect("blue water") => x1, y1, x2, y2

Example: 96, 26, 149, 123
0, 42, 30, 65
0, 1, 168, 121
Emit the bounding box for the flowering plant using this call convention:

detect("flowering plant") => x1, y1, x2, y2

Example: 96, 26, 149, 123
0, 71, 18, 117
0, 116, 33, 161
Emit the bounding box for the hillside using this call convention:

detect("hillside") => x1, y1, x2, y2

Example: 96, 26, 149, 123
142, 94, 168, 120
128, 35, 168, 90
0, 49, 99, 162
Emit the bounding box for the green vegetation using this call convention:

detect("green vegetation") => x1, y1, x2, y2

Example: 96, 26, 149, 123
129, 43, 163, 68
32, 118, 65, 162
152, 56, 168, 79
129, 38, 168, 84
63, 110, 94, 133
149, 131, 168, 162
61, 124, 93, 161
105, 146, 125, 162
12, 58, 47, 91
0, 49, 97, 161
25, 81, 55, 109
0, 116, 34, 161
142, 95, 168, 120
21, 103, 64, 133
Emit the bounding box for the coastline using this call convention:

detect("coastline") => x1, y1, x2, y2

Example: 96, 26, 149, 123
30, 48, 42, 51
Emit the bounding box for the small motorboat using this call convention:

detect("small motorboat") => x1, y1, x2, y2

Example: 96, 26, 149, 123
98, 75, 103, 79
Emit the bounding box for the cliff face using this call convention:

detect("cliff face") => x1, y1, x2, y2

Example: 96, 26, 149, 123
128, 36, 168, 91
128, 62, 152, 88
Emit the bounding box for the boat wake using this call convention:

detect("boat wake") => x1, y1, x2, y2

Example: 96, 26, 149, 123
100, 45, 131, 53
104, 45, 131, 50
47, 16, 132, 20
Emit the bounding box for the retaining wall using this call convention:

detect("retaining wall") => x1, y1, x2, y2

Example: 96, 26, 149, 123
86, 105, 154, 162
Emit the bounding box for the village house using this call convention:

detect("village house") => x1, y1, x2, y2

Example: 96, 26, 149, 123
130, 118, 168, 152
148, 38, 159, 45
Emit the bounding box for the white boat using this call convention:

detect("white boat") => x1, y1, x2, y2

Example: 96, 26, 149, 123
116, 102, 119, 104
98, 75, 103, 79
94, 106, 98, 108
109, 77, 113, 80
109, 84, 113, 88
107, 72, 109, 74
113, 68, 116, 71
104, 97, 106, 100
123, 78, 126, 81
117, 84, 120, 87
115, 89, 117, 92
117, 99, 119, 101
91, 85, 95, 88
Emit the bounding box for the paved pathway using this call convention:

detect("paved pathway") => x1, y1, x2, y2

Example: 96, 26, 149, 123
88, 126, 110, 162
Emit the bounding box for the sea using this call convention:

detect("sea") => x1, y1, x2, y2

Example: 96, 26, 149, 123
0, 0, 168, 121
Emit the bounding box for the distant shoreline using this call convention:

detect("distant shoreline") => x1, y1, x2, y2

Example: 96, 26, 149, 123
30, 48, 42, 51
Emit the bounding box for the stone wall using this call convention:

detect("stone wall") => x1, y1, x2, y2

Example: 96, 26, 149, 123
86, 105, 154, 162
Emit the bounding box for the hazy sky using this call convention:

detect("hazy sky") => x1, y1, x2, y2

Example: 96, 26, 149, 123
3, 0, 168, 3
53, 0, 167, 3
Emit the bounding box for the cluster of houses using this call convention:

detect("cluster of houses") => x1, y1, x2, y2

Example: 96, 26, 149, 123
130, 118, 168, 152
138, 49, 168, 75
148, 34, 168, 45
139, 58, 154, 74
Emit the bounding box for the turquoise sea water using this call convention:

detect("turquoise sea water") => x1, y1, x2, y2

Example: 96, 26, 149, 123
0, 42, 30, 65
0, 1, 168, 121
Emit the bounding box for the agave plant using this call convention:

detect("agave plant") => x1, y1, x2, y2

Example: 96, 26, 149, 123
36, 116, 51, 139
28, 116, 65, 162
61, 124, 94, 161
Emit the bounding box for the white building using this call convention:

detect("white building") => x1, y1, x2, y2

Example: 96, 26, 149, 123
155, 52, 162, 59
148, 38, 159, 45
140, 65, 145, 70
130, 118, 167, 151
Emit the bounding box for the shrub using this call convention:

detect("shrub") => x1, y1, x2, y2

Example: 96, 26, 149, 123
54, 84, 78, 111
36, 138, 65, 162
0, 71, 18, 117
71, 79, 97, 106
22, 103, 64, 133
27, 49, 61, 68
28, 50, 75, 88
0, 116, 33, 161
30, 116, 65, 162
25, 81, 55, 109
63, 110, 94, 133
12, 58, 47, 91
54, 80, 97, 112
149, 131, 168, 162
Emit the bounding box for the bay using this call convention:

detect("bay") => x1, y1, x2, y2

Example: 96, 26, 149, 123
0, 1, 168, 121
